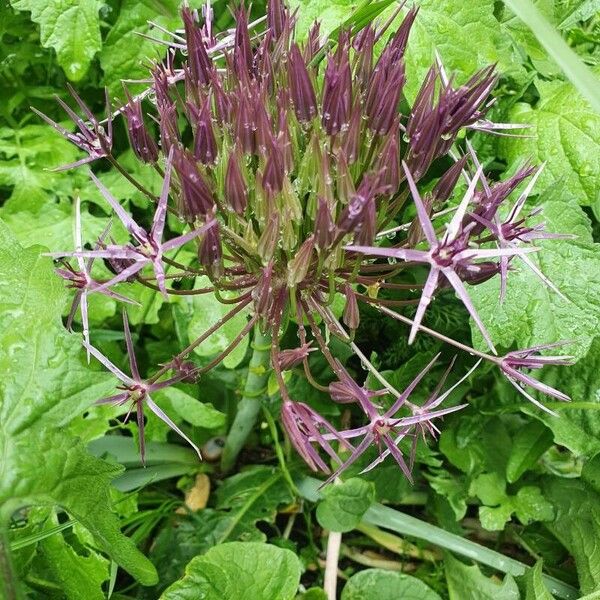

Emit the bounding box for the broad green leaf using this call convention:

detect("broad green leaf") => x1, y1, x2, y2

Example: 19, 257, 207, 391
444, 553, 520, 600
501, 0, 560, 77
471, 473, 553, 531
316, 478, 375, 532
558, 0, 600, 29
99, 0, 185, 96
0, 124, 80, 202
161, 542, 302, 600
400, 0, 517, 101
288, 0, 361, 39
0, 197, 109, 254
0, 220, 157, 585
523, 561, 554, 600
525, 337, 600, 457
31, 511, 108, 600
506, 421, 553, 483
499, 80, 600, 208
501, 0, 600, 112
9, 0, 102, 81
341, 569, 442, 600
582, 453, 600, 494
425, 468, 469, 520
156, 387, 226, 429
543, 476, 600, 594
187, 276, 251, 369
214, 466, 293, 542
470, 187, 600, 360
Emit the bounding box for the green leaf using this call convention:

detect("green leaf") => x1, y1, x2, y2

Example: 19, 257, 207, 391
499, 80, 600, 209
582, 453, 600, 495
316, 478, 375, 532
156, 387, 226, 429
9, 0, 102, 81
471, 473, 553, 531
470, 186, 600, 360
161, 542, 302, 600
400, 0, 517, 101
525, 337, 600, 457
558, 0, 600, 29
0, 219, 157, 585
445, 553, 520, 600
501, 0, 560, 78
523, 561, 554, 600
214, 466, 293, 542
506, 421, 553, 483
425, 468, 469, 520
500, 0, 600, 112
0, 124, 80, 201
99, 0, 183, 96
341, 568, 442, 600
30, 511, 108, 600
288, 0, 361, 40
543, 475, 600, 594
186, 276, 251, 369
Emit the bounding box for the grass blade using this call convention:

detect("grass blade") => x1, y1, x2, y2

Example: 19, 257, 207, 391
297, 476, 579, 600
502, 0, 600, 112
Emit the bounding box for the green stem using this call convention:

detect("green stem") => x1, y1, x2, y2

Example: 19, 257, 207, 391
0, 529, 22, 600
297, 477, 579, 600
220, 327, 272, 472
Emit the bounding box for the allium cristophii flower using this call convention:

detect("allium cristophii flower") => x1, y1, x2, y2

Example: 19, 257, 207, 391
88, 311, 202, 463
50, 153, 216, 298
32, 85, 113, 170
53, 197, 137, 360
42, 0, 574, 478
500, 343, 574, 414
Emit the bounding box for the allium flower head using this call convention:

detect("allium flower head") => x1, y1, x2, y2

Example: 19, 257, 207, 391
42, 0, 574, 476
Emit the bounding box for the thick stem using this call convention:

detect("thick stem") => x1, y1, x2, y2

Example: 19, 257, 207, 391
324, 530, 342, 600
220, 326, 272, 472
0, 529, 22, 600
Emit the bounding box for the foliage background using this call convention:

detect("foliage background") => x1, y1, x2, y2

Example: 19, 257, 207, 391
1, 0, 599, 598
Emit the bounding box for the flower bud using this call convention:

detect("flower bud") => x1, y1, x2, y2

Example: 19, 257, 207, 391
188, 97, 218, 165
122, 89, 159, 164
288, 235, 314, 287
198, 221, 223, 278
432, 155, 469, 203
258, 213, 280, 262
225, 150, 248, 214
314, 197, 336, 250
288, 44, 317, 123
321, 35, 352, 135
342, 284, 360, 330
278, 342, 315, 370
172, 147, 215, 220
182, 7, 214, 86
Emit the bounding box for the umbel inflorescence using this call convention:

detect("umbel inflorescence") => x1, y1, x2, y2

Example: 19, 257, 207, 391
41, 0, 573, 479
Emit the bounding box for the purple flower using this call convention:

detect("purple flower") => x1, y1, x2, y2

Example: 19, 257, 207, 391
49, 152, 216, 298
466, 162, 570, 301
281, 400, 353, 473
278, 342, 316, 371
346, 163, 539, 353
32, 85, 113, 170
53, 198, 137, 360
88, 311, 202, 463
500, 342, 573, 414
317, 355, 471, 484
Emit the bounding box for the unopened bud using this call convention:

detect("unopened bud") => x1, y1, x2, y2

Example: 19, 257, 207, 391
288, 235, 315, 287
343, 284, 360, 330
